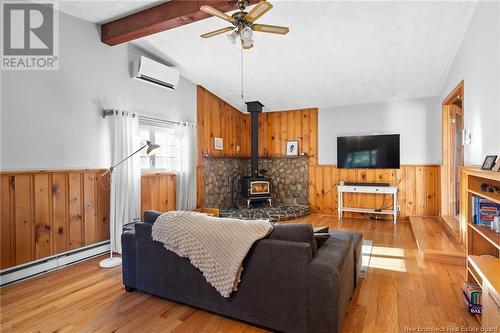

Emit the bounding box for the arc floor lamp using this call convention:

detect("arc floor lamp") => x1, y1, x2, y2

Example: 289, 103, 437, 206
99, 140, 160, 268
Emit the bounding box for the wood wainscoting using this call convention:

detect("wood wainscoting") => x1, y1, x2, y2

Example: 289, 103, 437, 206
140, 172, 176, 218
0, 170, 110, 269
309, 165, 440, 219
1, 170, 178, 270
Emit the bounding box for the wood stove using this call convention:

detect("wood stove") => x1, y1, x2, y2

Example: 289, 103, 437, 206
240, 101, 272, 207
240, 176, 272, 207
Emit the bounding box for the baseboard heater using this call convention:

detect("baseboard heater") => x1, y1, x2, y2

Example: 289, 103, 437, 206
0, 241, 110, 286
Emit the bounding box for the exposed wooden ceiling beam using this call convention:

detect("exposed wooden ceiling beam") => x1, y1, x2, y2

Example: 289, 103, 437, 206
101, 0, 259, 46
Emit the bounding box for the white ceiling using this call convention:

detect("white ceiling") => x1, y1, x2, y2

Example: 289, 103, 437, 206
59, 1, 476, 112
58, 1, 165, 24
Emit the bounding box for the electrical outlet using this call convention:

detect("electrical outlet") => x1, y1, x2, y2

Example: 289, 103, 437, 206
236, 145, 240, 153
397, 205, 401, 212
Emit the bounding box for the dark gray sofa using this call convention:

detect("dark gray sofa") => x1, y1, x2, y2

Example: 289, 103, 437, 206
122, 211, 357, 333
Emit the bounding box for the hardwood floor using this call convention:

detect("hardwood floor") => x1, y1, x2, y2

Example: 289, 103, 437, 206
0, 215, 479, 333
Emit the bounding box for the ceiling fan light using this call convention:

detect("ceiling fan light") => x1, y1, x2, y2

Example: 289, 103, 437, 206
240, 26, 253, 42
242, 39, 254, 49
227, 30, 238, 43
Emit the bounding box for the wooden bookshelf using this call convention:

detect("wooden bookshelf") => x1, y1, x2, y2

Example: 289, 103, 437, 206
461, 167, 500, 325
467, 223, 500, 249
468, 256, 500, 292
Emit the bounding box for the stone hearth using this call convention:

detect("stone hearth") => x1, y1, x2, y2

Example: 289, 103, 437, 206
220, 204, 310, 223
203, 156, 309, 209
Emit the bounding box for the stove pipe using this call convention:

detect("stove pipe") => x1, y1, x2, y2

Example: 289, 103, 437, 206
245, 101, 264, 177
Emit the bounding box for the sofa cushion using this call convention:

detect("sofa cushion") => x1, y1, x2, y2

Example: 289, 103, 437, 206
143, 210, 163, 223
329, 231, 363, 287
267, 224, 317, 254
306, 233, 354, 333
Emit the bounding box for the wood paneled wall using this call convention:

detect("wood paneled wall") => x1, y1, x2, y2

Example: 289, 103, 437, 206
1, 170, 178, 269
140, 172, 177, 218
251, 108, 318, 164
196, 85, 318, 206
196, 85, 440, 219
196, 86, 245, 207
196, 86, 318, 163
0, 170, 110, 269
309, 165, 439, 219
197, 86, 249, 164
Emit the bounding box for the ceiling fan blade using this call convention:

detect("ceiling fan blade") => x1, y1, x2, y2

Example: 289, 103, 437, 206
200, 27, 234, 38
200, 5, 236, 24
251, 24, 289, 35
244, 1, 273, 23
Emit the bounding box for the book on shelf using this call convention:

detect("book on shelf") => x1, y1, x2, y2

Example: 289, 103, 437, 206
472, 196, 500, 226
462, 281, 482, 305
461, 281, 482, 314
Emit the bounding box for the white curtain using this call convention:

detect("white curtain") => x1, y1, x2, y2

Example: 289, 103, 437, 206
109, 111, 140, 254
176, 122, 197, 210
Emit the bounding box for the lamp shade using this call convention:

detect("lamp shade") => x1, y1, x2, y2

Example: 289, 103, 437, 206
146, 141, 160, 156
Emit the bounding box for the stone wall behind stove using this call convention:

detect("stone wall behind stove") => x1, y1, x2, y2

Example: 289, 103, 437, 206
204, 156, 309, 209
203, 158, 246, 209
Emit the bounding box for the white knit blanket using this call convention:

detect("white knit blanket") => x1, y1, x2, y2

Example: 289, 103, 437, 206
151, 211, 273, 298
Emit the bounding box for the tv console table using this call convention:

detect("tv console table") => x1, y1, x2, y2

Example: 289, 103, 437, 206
337, 184, 398, 223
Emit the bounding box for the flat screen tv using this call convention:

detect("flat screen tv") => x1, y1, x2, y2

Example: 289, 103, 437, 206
337, 134, 400, 169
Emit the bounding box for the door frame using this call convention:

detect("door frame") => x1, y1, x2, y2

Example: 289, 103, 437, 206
440, 80, 465, 241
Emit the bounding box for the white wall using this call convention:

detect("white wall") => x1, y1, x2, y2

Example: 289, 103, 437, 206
318, 96, 440, 165
440, 1, 500, 166
1, 10, 196, 171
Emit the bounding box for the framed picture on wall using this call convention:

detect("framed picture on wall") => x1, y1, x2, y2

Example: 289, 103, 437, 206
286, 141, 299, 156
214, 137, 223, 151
481, 155, 498, 170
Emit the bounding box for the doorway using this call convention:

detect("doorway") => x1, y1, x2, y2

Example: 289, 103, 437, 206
440, 81, 464, 240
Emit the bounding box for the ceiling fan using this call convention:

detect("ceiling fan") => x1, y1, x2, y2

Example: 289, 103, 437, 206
200, 0, 289, 49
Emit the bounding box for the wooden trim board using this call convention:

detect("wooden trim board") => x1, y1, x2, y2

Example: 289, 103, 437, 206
440, 80, 464, 240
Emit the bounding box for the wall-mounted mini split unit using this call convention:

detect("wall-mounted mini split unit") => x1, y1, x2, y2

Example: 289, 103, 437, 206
132, 56, 180, 90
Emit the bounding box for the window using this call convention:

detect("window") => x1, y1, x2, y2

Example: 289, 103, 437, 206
138, 119, 180, 172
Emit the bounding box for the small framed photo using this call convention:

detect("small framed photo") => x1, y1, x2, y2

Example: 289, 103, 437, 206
481, 155, 498, 170
214, 137, 223, 151
286, 140, 299, 156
